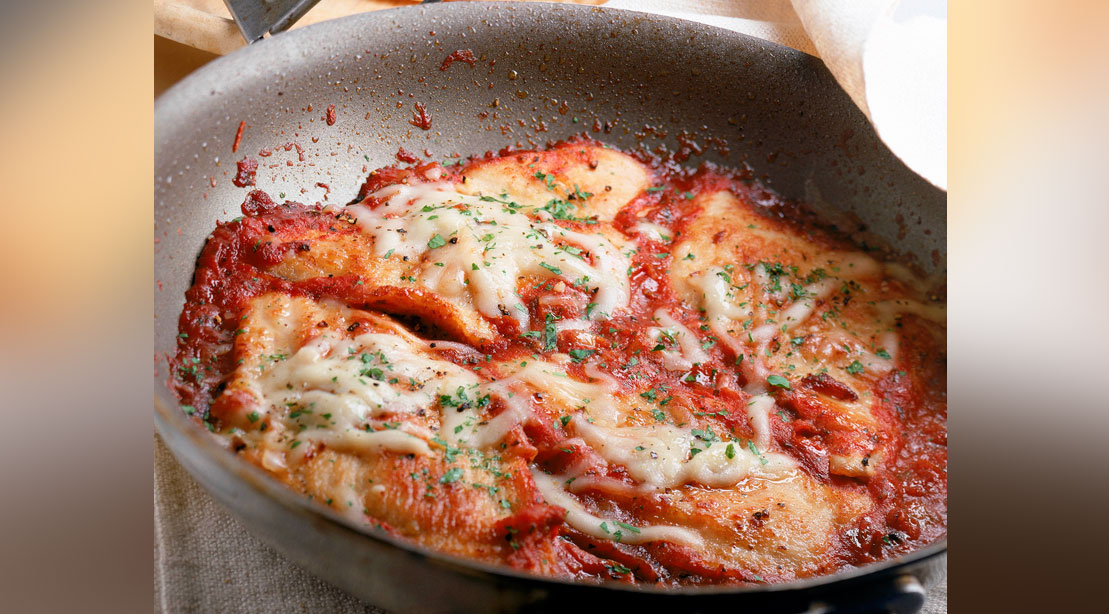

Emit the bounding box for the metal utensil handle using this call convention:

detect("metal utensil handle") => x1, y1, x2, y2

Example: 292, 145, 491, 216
222, 0, 322, 43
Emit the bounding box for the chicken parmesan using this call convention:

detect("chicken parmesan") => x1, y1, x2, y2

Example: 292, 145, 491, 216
172, 139, 946, 586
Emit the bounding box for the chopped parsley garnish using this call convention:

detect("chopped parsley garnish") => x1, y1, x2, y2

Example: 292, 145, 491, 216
616, 521, 640, 534
607, 563, 632, 575
540, 198, 573, 219
534, 170, 557, 190
760, 261, 787, 293
747, 440, 769, 465
431, 437, 463, 463
846, 360, 865, 375
543, 313, 559, 351
427, 234, 447, 249
438, 386, 491, 412
691, 426, 718, 446
568, 349, 596, 363
439, 468, 464, 484
767, 375, 791, 389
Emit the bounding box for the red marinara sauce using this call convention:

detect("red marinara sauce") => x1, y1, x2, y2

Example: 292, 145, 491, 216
440, 49, 477, 71
409, 102, 432, 130
171, 137, 946, 584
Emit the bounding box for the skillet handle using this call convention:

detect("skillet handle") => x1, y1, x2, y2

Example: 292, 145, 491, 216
807, 574, 927, 614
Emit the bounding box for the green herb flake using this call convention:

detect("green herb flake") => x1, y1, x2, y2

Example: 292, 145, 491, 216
568, 349, 596, 363
427, 234, 447, 249
543, 313, 559, 351
747, 440, 769, 465
767, 375, 791, 390
439, 467, 464, 484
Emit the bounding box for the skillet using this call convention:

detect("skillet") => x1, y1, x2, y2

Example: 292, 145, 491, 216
154, 3, 947, 612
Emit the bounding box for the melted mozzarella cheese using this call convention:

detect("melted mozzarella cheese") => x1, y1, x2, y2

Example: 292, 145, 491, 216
632, 221, 673, 243
494, 356, 796, 491
530, 469, 705, 548
647, 309, 710, 371
745, 393, 776, 450
344, 182, 632, 329
695, 267, 749, 355
257, 331, 484, 453
879, 297, 947, 323
495, 358, 620, 423
299, 428, 435, 457
572, 419, 794, 491
750, 279, 836, 344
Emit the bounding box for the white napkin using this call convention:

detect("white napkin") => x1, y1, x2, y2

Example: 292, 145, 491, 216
604, 0, 948, 190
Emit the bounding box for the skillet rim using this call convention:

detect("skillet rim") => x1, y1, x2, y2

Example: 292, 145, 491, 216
154, 0, 947, 600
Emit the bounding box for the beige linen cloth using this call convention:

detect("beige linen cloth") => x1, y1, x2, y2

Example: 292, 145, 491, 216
155, 1, 947, 611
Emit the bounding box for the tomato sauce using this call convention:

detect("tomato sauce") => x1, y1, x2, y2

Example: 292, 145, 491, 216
409, 102, 432, 130
232, 120, 245, 153
395, 147, 419, 163
440, 49, 477, 71
231, 156, 257, 187
172, 137, 946, 585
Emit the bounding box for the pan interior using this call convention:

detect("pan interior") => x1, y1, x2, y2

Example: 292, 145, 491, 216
154, 0, 945, 597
